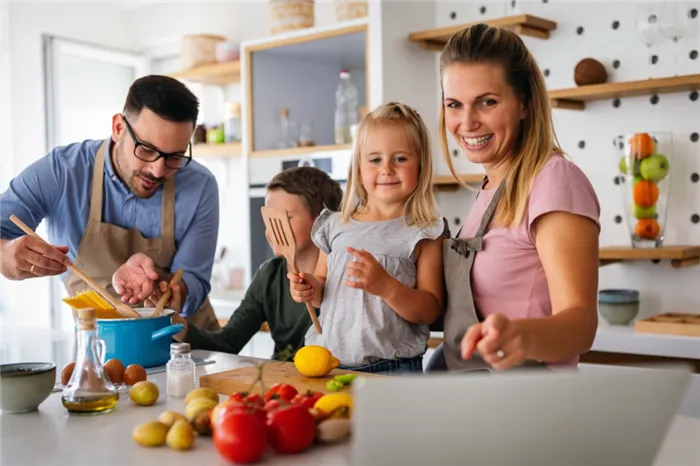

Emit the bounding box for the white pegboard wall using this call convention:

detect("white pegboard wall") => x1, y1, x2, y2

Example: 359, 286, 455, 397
431, 0, 700, 315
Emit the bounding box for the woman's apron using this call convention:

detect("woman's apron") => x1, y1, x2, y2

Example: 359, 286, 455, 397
430, 178, 543, 373
63, 140, 220, 332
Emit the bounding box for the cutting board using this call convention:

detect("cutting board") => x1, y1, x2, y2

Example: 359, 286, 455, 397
635, 312, 700, 337
199, 360, 380, 396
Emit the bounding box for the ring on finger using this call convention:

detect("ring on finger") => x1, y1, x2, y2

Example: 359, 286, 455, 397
30, 264, 36, 274
496, 350, 505, 359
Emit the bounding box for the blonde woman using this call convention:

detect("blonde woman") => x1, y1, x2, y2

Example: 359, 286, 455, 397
289, 102, 447, 374
429, 23, 601, 373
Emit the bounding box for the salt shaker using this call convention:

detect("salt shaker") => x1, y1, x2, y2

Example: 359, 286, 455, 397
166, 342, 195, 398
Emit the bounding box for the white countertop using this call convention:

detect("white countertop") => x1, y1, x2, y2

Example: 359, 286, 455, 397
1, 348, 699, 466
431, 323, 700, 360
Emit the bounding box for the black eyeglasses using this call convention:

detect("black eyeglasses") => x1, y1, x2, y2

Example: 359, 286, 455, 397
122, 115, 192, 170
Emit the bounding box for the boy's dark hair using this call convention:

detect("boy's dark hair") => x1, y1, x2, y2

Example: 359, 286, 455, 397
266, 167, 343, 218
123, 75, 199, 125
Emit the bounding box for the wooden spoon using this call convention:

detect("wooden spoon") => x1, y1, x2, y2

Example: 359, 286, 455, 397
9, 215, 141, 319
152, 268, 185, 317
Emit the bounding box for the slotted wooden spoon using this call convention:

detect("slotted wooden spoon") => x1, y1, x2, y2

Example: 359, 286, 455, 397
261, 206, 323, 335
10, 215, 141, 319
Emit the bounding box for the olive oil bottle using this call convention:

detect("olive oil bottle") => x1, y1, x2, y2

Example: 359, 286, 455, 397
62, 308, 119, 415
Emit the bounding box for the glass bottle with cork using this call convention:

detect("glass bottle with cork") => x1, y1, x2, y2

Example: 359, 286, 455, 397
167, 342, 196, 398
62, 307, 119, 414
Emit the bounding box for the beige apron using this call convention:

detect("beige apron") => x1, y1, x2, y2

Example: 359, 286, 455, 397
64, 140, 220, 331
428, 178, 544, 373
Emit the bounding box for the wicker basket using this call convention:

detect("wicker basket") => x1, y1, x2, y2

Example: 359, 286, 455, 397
181, 34, 227, 70
335, 0, 367, 22
269, 0, 315, 35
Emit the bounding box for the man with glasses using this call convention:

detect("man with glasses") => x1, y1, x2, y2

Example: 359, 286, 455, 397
0, 75, 221, 331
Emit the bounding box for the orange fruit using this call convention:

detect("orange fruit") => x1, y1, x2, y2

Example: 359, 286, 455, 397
634, 219, 660, 239
632, 180, 659, 208
629, 133, 654, 159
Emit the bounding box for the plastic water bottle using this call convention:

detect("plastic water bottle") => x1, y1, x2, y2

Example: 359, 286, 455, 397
334, 70, 359, 145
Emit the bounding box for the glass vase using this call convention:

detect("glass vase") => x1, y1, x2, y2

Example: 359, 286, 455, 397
614, 132, 672, 249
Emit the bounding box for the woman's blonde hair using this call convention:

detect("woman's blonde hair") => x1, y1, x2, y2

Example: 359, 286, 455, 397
341, 101, 438, 227
438, 23, 565, 228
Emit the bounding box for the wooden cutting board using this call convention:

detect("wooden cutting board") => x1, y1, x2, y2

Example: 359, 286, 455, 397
199, 360, 380, 396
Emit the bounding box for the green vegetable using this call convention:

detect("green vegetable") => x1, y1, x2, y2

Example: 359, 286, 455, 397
326, 380, 344, 392
334, 374, 357, 385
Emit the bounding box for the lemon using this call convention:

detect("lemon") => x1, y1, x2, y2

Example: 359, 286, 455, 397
294, 345, 340, 377
314, 393, 353, 418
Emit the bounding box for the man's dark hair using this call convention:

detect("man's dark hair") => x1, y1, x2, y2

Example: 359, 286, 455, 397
266, 167, 343, 218
123, 75, 199, 125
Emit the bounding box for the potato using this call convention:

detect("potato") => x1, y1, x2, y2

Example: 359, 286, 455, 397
185, 397, 217, 422
166, 420, 195, 451
129, 381, 159, 406
184, 387, 219, 406
158, 410, 188, 428
132, 421, 169, 447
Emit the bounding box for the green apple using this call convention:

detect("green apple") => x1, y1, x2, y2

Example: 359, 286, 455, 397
639, 153, 669, 181
618, 157, 641, 176
631, 204, 656, 219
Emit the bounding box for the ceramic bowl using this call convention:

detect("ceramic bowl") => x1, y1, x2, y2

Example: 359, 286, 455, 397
1, 362, 56, 413
598, 289, 640, 325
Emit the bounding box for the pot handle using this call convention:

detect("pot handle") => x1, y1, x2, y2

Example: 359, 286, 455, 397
151, 324, 185, 341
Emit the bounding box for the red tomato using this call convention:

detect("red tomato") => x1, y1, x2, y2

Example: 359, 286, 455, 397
266, 404, 317, 454
213, 410, 268, 464
264, 383, 298, 402
245, 393, 265, 407
264, 399, 281, 413
214, 402, 267, 426
291, 390, 323, 410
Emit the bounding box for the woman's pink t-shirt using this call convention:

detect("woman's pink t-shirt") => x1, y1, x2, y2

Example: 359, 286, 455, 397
458, 155, 601, 367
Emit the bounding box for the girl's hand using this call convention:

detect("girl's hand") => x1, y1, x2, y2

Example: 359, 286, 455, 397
344, 247, 392, 297
288, 271, 322, 307
460, 313, 532, 370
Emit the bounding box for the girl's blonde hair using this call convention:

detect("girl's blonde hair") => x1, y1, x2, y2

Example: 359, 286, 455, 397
438, 23, 565, 228
341, 101, 438, 227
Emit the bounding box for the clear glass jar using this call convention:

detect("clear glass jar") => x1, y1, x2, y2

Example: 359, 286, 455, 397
62, 308, 119, 415
167, 342, 195, 398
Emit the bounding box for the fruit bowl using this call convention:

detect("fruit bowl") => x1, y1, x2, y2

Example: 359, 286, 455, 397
614, 132, 672, 249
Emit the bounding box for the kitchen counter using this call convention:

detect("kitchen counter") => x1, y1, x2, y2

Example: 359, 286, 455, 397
1, 347, 699, 466
2, 322, 700, 466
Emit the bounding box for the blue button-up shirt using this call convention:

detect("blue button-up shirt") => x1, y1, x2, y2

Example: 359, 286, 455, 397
0, 138, 219, 317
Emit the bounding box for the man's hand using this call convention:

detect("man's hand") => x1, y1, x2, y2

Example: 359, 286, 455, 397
145, 279, 188, 313
0, 237, 71, 280
112, 253, 159, 304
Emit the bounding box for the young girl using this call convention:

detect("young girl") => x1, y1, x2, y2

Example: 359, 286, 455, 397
289, 101, 446, 374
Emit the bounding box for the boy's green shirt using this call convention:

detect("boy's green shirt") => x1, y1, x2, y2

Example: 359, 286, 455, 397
185, 256, 317, 360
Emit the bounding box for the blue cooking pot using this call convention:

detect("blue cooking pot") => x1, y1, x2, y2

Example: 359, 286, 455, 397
96, 308, 184, 368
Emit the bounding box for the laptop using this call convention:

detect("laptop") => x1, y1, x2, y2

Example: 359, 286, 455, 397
350, 364, 691, 466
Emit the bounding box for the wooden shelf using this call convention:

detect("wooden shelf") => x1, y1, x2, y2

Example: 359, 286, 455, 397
250, 144, 352, 159
408, 14, 557, 51
550, 74, 700, 111
432, 173, 485, 190
599, 246, 700, 269
193, 142, 241, 158
170, 60, 241, 85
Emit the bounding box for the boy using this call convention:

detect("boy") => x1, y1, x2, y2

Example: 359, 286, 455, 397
167, 166, 343, 360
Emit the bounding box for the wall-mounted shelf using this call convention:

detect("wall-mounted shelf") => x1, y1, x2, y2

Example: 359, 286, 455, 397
599, 246, 700, 269
193, 142, 242, 158
550, 74, 700, 111
250, 143, 352, 159
170, 60, 241, 85
432, 173, 485, 190
408, 14, 557, 51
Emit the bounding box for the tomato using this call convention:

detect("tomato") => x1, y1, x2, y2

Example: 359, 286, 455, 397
213, 410, 268, 464
228, 392, 265, 407
266, 404, 317, 454
264, 399, 281, 413
291, 390, 323, 410
245, 393, 265, 407
264, 383, 298, 402
213, 401, 267, 426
